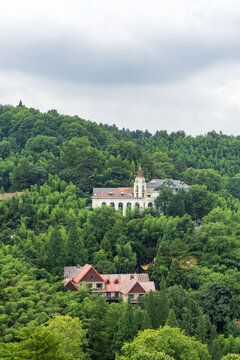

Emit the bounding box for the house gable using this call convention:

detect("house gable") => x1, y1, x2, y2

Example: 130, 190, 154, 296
65, 280, 78, 291
128, 281, 146, 294
73, 264, 104, 284
81, 267, 104, 282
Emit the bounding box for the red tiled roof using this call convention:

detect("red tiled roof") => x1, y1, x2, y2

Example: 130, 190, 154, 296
73, 264, 104, 283
92, 187, 134, 198
101, 274, 155, 294
0, 192, 22, 200
101, 274, 131, 292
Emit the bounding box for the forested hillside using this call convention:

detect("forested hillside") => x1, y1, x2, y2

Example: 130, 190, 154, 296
0, 104, 240, 360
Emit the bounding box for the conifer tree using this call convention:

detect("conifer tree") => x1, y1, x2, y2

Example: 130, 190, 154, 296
141, 310, 152, 330
67, 219, 87, 265
158, 276, 169, 326
181, 307, 195, 336
145, 291, 159, 329
115, 302, 138, 351
208, 326, 222, 360
166, 309, 179, 328
196, 309, 209, 343
45, 226, 66, 275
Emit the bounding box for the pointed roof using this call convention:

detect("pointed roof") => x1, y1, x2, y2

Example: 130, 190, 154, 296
137, 167, 144, 178
121, 279, 146, 295
73, 264, 104, 283
64, 280, 79, 291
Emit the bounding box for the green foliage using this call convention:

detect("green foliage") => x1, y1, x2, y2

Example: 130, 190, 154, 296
117, 326, 211, 360
1, 315, 88, 360
166, 309, 179, 328
1, 105, 240, 359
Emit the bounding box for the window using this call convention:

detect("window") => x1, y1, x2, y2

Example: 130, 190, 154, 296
90, 275, 93, 279
110, 202, 115, 207
115, 292, 119, 298
109, 192, 113, 196
96, 283, 102, 289
88, 283, 92, 288
128, 294, 134, 300
118, 202, 123, 209
114, 279, 119, 284
127, 202, 131, 208
135, 202, 140, 207
106, 279, 110, 284
107, 292, 111, 298
102, 202, 106, 205
148, 202, 153, 208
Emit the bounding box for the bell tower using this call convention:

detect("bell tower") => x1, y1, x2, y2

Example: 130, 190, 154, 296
134, 167, 146, 198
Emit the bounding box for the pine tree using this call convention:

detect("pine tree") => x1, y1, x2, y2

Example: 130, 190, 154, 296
196, 309, 209, 343
141, 310, 152, 330
67, 219, 87, 265
115, 303, 138, 351
208, 326, 222, 360
181, 307, 195, 336
158, 276, 169, 326
166, 309, 179, 328
45, 227, 66, 275
145, 290, 160, 329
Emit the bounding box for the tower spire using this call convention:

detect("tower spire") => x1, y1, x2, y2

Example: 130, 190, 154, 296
137, 167, 144, 178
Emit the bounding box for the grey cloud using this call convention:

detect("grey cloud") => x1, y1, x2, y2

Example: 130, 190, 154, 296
1, 28, 240, 86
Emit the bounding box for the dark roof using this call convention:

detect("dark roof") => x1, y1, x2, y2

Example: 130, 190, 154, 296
146, 179, 189, 189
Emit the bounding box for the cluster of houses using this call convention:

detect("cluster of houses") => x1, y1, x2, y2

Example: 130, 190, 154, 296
64, 264, 156, 303
1, 170, 190, 301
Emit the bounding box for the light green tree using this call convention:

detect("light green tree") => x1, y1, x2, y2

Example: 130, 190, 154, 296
116, 326, 211, 360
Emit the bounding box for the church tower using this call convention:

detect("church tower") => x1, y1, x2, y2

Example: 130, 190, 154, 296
134, 167, 146, 198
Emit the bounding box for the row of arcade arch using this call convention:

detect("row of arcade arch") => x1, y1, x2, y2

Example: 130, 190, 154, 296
101, 202, 153, 209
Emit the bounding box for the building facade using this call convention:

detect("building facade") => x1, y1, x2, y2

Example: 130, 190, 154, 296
92, 168, 189, 214
64, 264, 155, 303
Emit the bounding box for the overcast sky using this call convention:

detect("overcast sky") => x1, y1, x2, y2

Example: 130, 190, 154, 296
1, 0, 240, 135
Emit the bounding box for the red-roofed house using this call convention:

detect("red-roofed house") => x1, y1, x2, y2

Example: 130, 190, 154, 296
64, 264, 156, 303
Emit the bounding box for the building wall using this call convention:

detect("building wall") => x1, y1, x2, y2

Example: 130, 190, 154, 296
92, 197, 155, 215
122, 292, 145, 303
77, 281, 105, 290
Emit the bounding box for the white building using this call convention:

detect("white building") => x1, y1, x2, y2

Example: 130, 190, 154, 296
92, 168, 189, 215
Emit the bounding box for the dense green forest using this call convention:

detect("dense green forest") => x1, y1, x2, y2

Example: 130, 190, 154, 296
0, 104, 240, 360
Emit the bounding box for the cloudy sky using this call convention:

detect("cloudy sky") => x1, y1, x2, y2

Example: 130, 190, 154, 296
1, 0, 240, 135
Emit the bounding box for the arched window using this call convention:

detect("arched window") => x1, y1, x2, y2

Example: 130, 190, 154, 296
102, 202, 106, 205
110, 202, 115, 207
135, 202, 140, 207
127, 202, 131, 208
106, 279, 110, 284
118, 202, 123, 209
114, 279, 119, 284
148, 202, 153, 208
